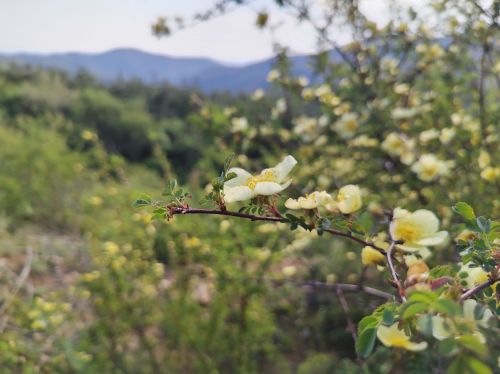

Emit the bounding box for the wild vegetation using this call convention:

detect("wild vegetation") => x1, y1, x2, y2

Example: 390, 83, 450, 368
0, 0, 499, 372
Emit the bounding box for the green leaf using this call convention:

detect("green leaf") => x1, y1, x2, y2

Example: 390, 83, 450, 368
355, 327, 377, 358
438, 338, 457, 356
224, 172, 237, 182
464, 356, 493, 374
407, 290, 437, 305
223, 153, 235, 173
382, 309, 395, 326
416, 314, 433, 337
133, 194, 152, 207
401, 302, 428, 319
432, 299, 461, 316
358, 315, 379, 332
452, 202, 476, 221
457, 335, 487, 357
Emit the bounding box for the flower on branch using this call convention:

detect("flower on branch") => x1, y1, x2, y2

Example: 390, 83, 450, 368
361, 246, 385, 266
377, 323, 428, 351
223, 155, 297, 203
390, 208, 448, 252
285, 191, 333, 210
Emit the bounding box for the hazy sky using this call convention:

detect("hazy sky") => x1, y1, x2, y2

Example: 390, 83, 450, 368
0, 0, 422, 64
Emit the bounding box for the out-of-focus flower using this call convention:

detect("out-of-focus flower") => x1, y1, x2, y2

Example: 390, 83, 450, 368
329, 185, 362, 214
432, 299, 493, 343
267, 69, 280, 82
478, 150, 491, 169
285, 191, 333, 210
377, 323, 428, 351
391, 107, 418, 120
381, 133, 416, 165
251, 89, 265, 101
361, 246, 385, 266
459, 263, 489, 288
419, 129, 440, 143
223, 155, 297, 203
333, 113, 359, 139
231, 117, 249, 133
480, 167, 500, 182
390, 208, 448, 252
439, 128, 456, 144
411, 154, 451, 182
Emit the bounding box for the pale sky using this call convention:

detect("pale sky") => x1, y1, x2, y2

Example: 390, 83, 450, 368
0, 0, 425, 64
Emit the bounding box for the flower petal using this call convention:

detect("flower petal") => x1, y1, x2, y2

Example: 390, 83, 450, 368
285, 198, 301, 210
432, 316, 451, 341
415, 231, 448, 246
223, 186, 254, 203
272, 155, 297, 182
253, 181, 290, 196
405, 341, 428, 352
411, 209, 439, 236
224, 168, 253, 187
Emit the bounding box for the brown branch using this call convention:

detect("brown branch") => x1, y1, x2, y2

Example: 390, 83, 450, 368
299, 280, 393, 300
170, 207, 387, 254
460, 272, 499, 301
336, 286, 358, 344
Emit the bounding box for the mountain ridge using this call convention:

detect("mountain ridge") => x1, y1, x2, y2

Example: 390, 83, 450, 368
0, 48, 320, 93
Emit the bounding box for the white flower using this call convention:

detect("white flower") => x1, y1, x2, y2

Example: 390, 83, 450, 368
411, 154, 451, 182
251, 89, 265, 101
381, 133, 416, 165
390, 208, 448, 252
328, 185, 362, 214
231, 117, 249, 132
223, 155, 297, 203
285, 191, 333, 210
333, 112, 359, 139
267, 69, 280, 82
439, 128, 456, 145
419, 129, 440, 143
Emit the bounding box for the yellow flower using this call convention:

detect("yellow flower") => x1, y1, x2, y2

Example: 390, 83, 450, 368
223, 155, 297, 203
333, 113, 359, 139
411, 154, 451, 182
88, 196, 103, 206
377, 323, 428, 351
104, 241, 119, 255
285, 191, 333, 210
330, 185, 362, 214
480, 167, 499, 182
361, 246, 385, 266
478, 150, 491, 169
439, 128, 456, 145
381, 133, 415, 165
390, 208, 448, 252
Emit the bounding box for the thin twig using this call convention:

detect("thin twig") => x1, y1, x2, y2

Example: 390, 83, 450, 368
298, 280, 393, 300
386, 241, 406, 302
170, 207, 387, 254
336, 286, 358, 344
460, 270, 499, 301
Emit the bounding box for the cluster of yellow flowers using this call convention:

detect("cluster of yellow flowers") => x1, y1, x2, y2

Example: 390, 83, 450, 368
285, 185, 362, 215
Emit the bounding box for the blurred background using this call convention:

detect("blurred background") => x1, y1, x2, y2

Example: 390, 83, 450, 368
0, 0, 498, 372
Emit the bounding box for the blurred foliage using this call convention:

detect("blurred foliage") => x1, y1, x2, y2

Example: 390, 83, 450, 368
0, 0, 499, 372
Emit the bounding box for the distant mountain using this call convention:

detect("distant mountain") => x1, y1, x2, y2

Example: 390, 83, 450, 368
0, 48, 328, 93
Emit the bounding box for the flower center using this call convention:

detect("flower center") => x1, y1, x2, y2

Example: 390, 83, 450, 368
389, 337, 410, 347
245, 170, 276, 190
